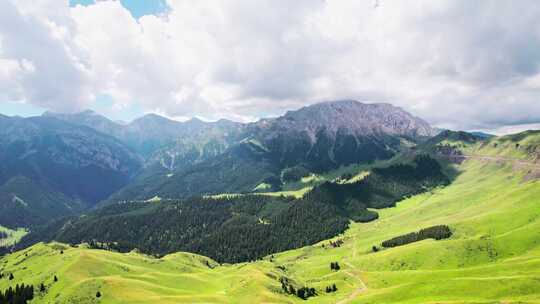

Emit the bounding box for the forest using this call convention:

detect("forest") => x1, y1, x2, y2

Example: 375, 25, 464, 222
14, 155, 449, 263
0, 283, 34, 304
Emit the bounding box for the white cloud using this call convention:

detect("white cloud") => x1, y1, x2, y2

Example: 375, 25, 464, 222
1, 0, 540, 129
477, 123, 540, 136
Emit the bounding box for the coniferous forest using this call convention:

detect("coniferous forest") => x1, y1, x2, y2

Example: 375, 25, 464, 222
0, 283, 34, 304
381, 225, 452, 248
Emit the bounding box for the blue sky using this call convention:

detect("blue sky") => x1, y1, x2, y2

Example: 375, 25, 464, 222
69, 0, 168, 19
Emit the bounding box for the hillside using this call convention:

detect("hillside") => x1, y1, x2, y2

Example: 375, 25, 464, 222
0, 116, 143, 201
0, 176, 83, 228
1, 131, 540, 303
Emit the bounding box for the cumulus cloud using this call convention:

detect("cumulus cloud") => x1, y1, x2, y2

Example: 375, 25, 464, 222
1, 0, 540, 129
0, 0, 92, 112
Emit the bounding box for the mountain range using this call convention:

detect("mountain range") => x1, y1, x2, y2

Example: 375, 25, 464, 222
0, 100, 435, 227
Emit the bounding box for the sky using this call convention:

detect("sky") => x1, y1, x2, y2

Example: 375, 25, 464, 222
0, 0, 540, 134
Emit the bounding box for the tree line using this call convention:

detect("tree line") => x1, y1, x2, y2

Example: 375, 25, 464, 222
381, 225, 452, 248
280, 277, 317, 300
0, 284, 34, 304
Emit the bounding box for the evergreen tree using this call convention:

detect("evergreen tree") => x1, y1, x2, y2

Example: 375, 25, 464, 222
297, 288, 306, 300
289, 285, 296, 295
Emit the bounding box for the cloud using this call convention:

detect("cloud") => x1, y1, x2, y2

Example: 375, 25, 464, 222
1, 0, 540, 129
0, 0, 92, 112
477, 123, 540, 136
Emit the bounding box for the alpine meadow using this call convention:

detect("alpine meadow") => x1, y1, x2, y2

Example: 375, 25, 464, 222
2, 1, 540, 303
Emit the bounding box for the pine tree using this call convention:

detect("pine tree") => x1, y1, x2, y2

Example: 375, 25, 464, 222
297, 288, 306, 300
96, 291, 102, 298
289, 285, 295, 295
9, 273, 14, 280
54, 275, 58, 282
40, 283, 46, 292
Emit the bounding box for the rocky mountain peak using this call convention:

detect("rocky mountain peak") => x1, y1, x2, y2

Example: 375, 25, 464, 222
256, 100, 435, 142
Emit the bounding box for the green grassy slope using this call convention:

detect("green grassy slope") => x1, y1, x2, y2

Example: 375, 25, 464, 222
0, 242, 288, 303
472, 130, 540, 160
0, 226, 27, 248
272, 158, 540, 303
2, 143, 540, 303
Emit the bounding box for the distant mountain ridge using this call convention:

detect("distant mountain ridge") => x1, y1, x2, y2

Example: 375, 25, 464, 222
0, 115, 143, 227
44, 110, 245, 162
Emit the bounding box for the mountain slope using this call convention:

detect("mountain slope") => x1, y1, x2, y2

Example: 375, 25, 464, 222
247, 100, 435, 171
0, 115, 142, 212
0, 176, 83, 228
104, 140, 281, 203
106, 100, 436, 202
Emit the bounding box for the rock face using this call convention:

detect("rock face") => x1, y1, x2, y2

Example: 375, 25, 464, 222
0, 115, 142, 205
251, 100, 435, 141
245, 100, 435, 171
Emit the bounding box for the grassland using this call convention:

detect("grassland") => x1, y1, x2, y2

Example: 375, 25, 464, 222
2, 143, 540, 303
0, 225, 27, 248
